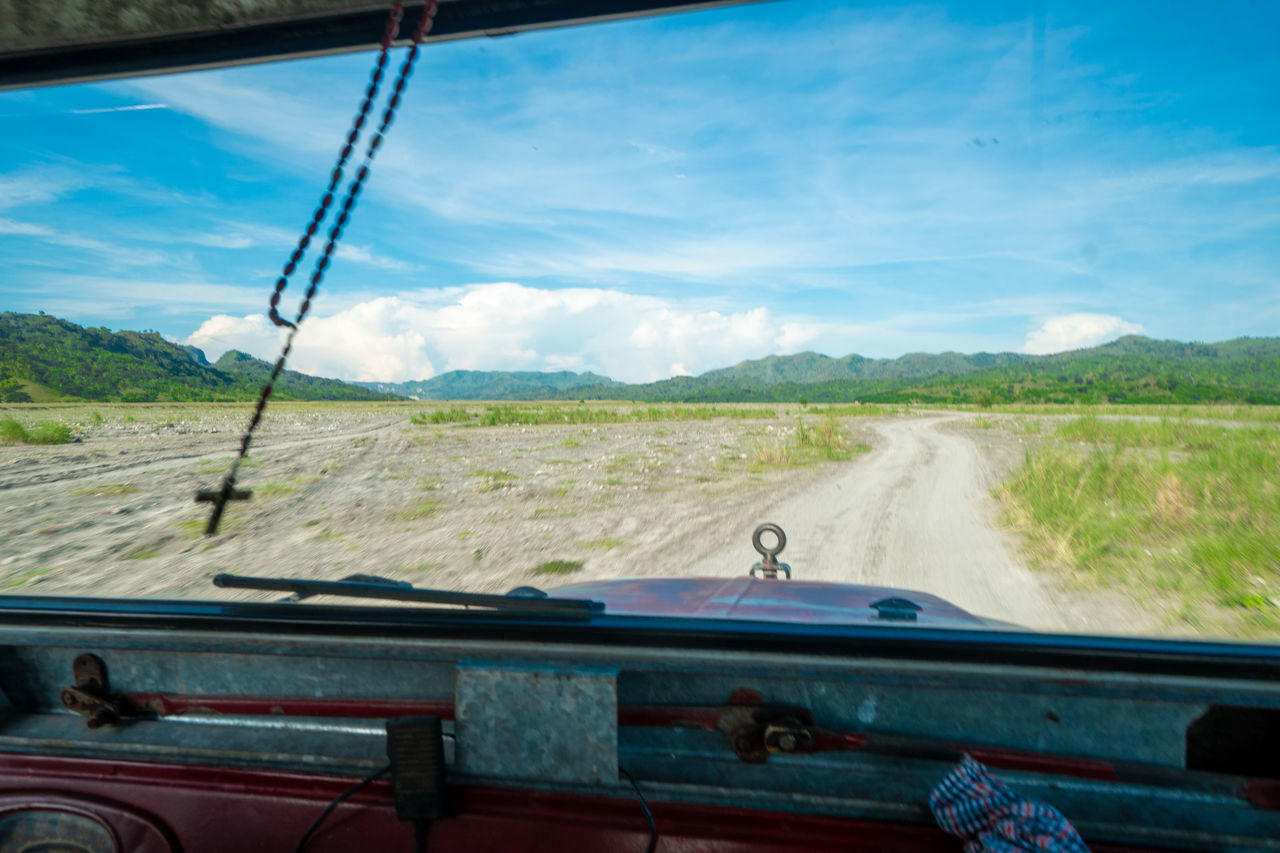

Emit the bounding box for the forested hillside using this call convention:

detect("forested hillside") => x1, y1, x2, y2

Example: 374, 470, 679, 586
0, 313, 396, 402
4, 311, 1277, 405
577, 336, 1280, 405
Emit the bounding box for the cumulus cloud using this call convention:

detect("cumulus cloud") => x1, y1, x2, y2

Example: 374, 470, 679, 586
183, 282, 826, 383
1023, 313, 1145, 355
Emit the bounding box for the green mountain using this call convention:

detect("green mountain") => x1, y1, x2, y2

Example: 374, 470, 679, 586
694, 349, 1030, 387
0, 312, 398, 402
357, 370, 622, 400
3, 311, 1276, 406
579, 335, 1280, 405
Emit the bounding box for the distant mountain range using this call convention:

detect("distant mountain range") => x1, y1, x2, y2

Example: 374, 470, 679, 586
2, 311, 1278, 405
357, 370, 621, 400
576, 336, 1280, 405
0, 312, 395, 402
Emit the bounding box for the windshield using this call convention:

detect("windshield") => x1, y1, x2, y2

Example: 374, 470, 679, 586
1, 0, 1276, 640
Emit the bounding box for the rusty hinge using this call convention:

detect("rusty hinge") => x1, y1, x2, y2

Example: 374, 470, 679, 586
60, 653, 137, 729
712, 687, 815, 763
710, 688, 868, 763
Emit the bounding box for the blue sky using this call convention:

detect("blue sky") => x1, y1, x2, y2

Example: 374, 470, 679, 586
1, 0, 1277, 383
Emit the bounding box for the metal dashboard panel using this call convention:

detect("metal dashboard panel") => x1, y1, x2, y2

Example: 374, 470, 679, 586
455, 665, 617, 785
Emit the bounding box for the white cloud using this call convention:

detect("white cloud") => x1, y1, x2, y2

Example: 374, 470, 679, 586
335, 243, 418, 272
0, 168, 89, 211
1023, 313, 1145, 354
0, 217, 173, 267
0, 217, 50, 237
68, 103, 168, 115
183, 283, 832, 383
190, 232, 255, 249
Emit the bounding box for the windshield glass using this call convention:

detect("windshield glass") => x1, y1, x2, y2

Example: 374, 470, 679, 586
1, 0, 1277, 640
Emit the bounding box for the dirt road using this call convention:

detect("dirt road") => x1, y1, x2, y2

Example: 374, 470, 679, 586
1, 405, 1128, 633
687, 415, 1066, 631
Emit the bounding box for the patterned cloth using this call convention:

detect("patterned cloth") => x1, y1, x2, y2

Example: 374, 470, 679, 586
929, 755, 1091, 853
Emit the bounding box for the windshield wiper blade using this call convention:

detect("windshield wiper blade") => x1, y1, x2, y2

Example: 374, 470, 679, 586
212, 573, 604, 618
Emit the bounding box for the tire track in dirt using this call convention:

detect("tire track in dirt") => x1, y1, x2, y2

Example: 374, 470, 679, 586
0, 418, 405, 492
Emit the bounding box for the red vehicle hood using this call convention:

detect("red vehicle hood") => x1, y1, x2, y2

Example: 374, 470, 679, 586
550, 576, 1012, 628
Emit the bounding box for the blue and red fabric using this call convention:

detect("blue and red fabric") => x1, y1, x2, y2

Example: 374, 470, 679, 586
930, 754, 1091, 853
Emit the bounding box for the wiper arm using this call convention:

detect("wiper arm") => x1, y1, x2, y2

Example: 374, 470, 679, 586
212, 573, 604, 619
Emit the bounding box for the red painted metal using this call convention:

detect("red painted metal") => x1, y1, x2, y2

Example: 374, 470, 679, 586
127, 693, 456, 720
966, 747, 1118, 781
0, 753, 1182, 852
0, 752, 964, 852
550, 576, 994, 626
1242, 778, 1280, 811
0, 791, 179, 852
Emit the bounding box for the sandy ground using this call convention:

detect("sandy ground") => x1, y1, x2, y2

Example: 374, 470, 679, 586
0, 404, 1147, 633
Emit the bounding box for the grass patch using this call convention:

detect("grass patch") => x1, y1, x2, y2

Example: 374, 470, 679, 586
472, 403, 776, 427
174, 520, 205, 538
533, 559, 584, 575
0, 417, 74, 445
71, 483, 141, 496
794, 416, 854, 460
1002, 416, 1280, 633
1, 568, 50, 589
1056, 414, 1221, 452
471, 468, 517, 491
754, 416, 859, 469
751, 437, 792, 468
128, 550, 161, 560
393, 499, 445, 520
978, 403, 1280, 423
411, 406, 473, 425
532, 507, 579, 519
580, 538, 624, 551
189, 456, 260, 475
256, 481, 297, 498
808, 403, 907, 417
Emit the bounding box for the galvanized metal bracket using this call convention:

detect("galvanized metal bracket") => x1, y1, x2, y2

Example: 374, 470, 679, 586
454, 666, 618, 785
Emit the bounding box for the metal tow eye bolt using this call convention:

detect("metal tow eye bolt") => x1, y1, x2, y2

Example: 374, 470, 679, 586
749, 523, 791, 579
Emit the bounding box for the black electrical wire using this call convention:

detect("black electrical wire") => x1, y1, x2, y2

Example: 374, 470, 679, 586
619, 767, 658, 853
295, 764, 391, 853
